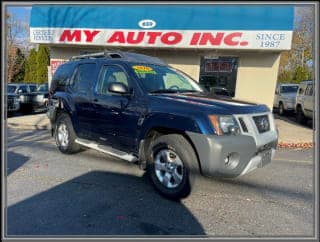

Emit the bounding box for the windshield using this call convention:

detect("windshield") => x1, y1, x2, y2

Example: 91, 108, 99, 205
37, 84, 48, 92
131, 64, 203, 93
29, 85, 37, 92
7, 85, 17, 93
280, 85, 299, 93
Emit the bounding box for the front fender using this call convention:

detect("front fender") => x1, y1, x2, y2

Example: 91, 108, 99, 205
138, 112, 210, 141
50, 92, 79, 128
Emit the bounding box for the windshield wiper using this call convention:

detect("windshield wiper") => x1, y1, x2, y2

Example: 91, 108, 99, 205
149, 89, 179, 94
149, 89, 202, 94
179, 90, 202, 93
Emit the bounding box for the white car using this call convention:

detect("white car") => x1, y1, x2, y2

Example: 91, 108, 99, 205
295, 80, 314, 124
273, 83, 299, 115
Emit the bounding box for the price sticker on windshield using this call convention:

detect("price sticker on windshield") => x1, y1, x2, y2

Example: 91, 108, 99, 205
132, 65, 156, 74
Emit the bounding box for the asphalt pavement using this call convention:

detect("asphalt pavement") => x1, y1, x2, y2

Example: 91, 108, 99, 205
5, 127, 315, 237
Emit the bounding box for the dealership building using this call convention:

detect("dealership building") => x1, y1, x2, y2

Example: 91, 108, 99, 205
30, 4, 294, 109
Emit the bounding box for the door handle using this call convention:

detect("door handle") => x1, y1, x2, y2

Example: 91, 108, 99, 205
93, 98, 99, 103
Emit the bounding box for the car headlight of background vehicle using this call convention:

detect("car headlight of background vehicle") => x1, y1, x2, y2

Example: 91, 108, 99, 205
209, 115, 240, 136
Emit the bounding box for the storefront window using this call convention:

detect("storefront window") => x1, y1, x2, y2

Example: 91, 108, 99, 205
199, 56, 238, 97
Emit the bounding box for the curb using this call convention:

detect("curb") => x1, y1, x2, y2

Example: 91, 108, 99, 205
277, 142, 314, 149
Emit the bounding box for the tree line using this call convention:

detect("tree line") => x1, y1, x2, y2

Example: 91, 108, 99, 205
6, 11, 50, 84
277, 6, 314, 84
8, 45, 50, 84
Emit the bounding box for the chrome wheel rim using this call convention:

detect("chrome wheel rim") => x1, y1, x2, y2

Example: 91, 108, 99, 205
154, 149, 184, 189
57, 123, 69, 147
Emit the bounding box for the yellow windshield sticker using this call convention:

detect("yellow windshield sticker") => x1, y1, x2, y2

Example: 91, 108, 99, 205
132, 65, 156, 74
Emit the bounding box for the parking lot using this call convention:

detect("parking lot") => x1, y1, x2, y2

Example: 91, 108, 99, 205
5, 113, 315, 237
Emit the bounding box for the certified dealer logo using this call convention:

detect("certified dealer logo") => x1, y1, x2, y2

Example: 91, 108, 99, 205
138, 19, 156, 29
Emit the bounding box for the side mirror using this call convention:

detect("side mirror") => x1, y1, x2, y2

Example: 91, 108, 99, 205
18, 89, 23, 94
108, 82, 130, 95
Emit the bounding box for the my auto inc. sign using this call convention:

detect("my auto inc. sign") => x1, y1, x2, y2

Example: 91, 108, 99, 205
30, 5, 294, 50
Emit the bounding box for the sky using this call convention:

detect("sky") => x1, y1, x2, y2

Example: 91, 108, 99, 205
7, 6, 31, 22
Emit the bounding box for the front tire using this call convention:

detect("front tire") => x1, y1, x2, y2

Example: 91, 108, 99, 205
147, 134, 199, 200
55, 113, 81, 154
279, 102, 285, 116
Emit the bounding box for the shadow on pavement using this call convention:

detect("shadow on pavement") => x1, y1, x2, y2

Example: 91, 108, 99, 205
210, 177, 313, 203
7, 171, 206, 236
273, 112, 313, 129
6, 151, 30, 176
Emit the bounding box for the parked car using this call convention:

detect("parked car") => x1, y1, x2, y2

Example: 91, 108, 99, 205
7, 85, 20, 113
273, 83, 299, 115
295, 80, 314, 124
30, 83, 49, 111
6, 83, 38, 113
48, 51, 278, 199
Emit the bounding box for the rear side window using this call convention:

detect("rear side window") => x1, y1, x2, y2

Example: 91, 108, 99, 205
51, 63, 74, 93
70, 63, 96, 93
298, 87, 304, 95
306, 84, 313, 96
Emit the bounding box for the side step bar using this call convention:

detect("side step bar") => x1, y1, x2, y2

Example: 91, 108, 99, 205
75, 138, 138, 162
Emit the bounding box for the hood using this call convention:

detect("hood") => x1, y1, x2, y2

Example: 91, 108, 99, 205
149, 92, 269, 115
280, 92, 297, 100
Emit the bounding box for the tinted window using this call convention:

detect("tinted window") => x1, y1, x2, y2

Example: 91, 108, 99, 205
51, 63, 75, 93
18, 85, 28, 93
7, 85, 17, 93
280, 85, 299, 93
97, 65, 129, 95
29, 85, 37, 92
37, 84, 48, 92
298, 87, 304, 95
306, 85, 313, 96
72, 63, 96, 93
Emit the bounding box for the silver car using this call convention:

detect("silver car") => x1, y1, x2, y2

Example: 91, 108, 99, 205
273, 83, 299, 115
295, 80, 314, 124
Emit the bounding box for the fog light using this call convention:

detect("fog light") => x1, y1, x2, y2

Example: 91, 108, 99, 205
224, 152, 240, 169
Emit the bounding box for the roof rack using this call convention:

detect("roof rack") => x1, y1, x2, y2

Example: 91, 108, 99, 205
70, 51, 123, 60
69, 50, 167, 66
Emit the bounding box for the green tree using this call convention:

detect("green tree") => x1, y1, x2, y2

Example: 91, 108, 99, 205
278, 69, 293, 83
293, 65, 311, 83
277, 6, 314, 82
24, 48, 37, 83
11, 48, 25, 83
36, 45, 50, 84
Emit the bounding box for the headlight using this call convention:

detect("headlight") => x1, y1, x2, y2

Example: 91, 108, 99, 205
209, 115, 240, 136
14, 97, 19, 104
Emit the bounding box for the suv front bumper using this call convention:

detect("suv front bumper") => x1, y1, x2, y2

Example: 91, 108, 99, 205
186, 132, 277, 178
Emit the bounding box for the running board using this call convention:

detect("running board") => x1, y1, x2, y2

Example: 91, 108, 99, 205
75, 138, 138, 162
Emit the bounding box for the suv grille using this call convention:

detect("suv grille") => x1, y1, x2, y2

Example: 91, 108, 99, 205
253, 115, 270, 133
8, 97, 14, 109
238, 117, 248, 132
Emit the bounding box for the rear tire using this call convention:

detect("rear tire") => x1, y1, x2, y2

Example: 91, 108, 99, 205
55, 113, 81, 154
296, 106, 307, 124
146, 134, 199, 200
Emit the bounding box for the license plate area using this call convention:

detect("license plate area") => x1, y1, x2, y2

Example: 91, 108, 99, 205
259, 149, 272, 167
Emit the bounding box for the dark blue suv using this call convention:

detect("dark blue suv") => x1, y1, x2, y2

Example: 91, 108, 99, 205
48, 51, 278, 199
